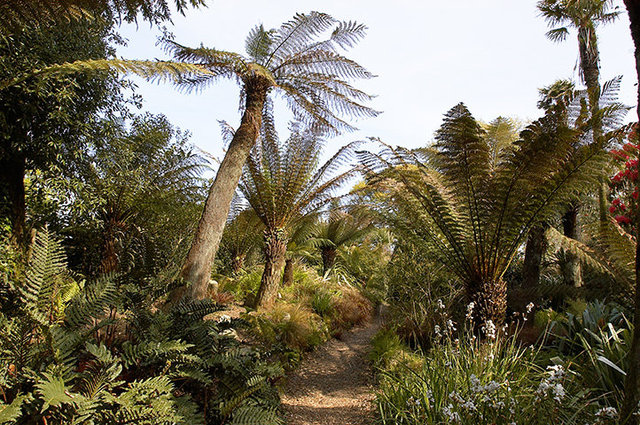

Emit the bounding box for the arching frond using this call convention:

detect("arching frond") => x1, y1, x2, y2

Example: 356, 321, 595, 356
240, 125, 358, 234
0, 59, 216, 91
360, 99, 616, 303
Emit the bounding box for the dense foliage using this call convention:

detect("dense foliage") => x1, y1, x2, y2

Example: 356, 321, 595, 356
3, 2, 640, 424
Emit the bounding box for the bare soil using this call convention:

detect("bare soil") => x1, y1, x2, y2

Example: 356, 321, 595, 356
281, 319, 380, 425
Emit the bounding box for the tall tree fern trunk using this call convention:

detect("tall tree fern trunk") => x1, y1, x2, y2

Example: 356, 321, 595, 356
621, 2, 640, 422
468, 279, 507, 327
180, 79, 269, 300
560, 203, 583, 287
578, 26, 608, 223
99, 217, 119, 274
283, 258, 294, 286
523, 223, 548, 290
231, 254, 245, 274
321, 246, 337, 275
1, 154, 26, 246
255, 228, 286, 307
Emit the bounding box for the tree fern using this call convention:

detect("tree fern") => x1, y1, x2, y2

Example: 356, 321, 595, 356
360, 100, 623, 326
240, 125, 361, 306
172, 12, 379, 299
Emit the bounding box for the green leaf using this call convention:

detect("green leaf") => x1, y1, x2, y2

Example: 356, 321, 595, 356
36, 373, 80, 412
0, 395, 27, 424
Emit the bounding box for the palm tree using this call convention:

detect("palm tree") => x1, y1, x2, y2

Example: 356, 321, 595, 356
538, 0, 620, 118
217, 199, 264, 275
538, 0, 621, 288
360, 101, 617, 327
316, 207, 374, 275
239, 125, 360, 307
164, 12, 379, 299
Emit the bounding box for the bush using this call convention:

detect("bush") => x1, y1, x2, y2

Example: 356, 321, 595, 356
248, 303, 327, 353
0, 230, 284, 425
375, 326, 621, 425
542, 300, 631, 405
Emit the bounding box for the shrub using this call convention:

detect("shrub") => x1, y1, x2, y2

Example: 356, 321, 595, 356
311, 289, 335, 318
249, 303, 327, 353
375, 327, 620, 425
333, 287, 373, 331
0, 230, 284, 424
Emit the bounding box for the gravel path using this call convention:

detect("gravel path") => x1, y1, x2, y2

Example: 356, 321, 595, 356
281, 319, 380, 425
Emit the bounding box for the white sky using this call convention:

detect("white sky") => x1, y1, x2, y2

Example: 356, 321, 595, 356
116, 0, 637, 162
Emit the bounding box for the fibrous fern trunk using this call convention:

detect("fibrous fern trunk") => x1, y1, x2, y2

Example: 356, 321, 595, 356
523, 224, 548, 290
255, 228, 287, 307
621, 2, 640, 423
560, 204, 583, 287
321, 247, 337, 275
468, 279, 507, 327
283, 258, 294, 286
180, 77, 270, 300
578, 25, 608, 224
231, 254, 245, 275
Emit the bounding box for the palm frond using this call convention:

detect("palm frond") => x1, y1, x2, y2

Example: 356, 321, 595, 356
0, 59, 217, 91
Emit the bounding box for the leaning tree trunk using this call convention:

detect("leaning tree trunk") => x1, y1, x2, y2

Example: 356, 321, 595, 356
180, 78, 270, 300
467, 279, 507, 328
560, 203, 583, 287
621, 2, 640, 423
1, 154, 26, 247
522, 223, 549, 290
283, 258, 294, 286
254, 228, 287, 308
321, 246, 337, 275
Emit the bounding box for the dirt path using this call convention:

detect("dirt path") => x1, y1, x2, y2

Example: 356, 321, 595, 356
281, 319, 381, 425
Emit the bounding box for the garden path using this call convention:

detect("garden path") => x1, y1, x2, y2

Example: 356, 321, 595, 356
281, 317, 381, 425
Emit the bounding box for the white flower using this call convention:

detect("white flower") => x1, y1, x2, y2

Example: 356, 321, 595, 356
482, 320, 496, 340
434, 325, 442, 337
443, 404, 461, 423
407, 396, 421, 407
462, 400, 477, 411
470, 374, 481, 392
484, 381, 500, 393
436, 299, 445, 310
217, 314, 231, 324
449, 391, 465, 404
595, 407, 617, 418
426, 388, 434, 404
526, 302, 535, 314
466, 302, 475, 320
447, 319, 457, 332
536, 365, 566, 402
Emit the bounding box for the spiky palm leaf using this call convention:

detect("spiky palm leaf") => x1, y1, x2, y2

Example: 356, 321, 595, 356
359, 101, 623, 325
240, 127, 360, 233
160, 12, 379, 136
538, 0, 620, 83
0, 58, 217, 91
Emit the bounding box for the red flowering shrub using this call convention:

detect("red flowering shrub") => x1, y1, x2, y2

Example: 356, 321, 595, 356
609, 125, 640, 232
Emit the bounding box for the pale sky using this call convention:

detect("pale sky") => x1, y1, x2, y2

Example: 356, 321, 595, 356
116, 0, 637, 162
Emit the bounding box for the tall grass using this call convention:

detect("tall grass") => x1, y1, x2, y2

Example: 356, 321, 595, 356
375, 322, 621, 424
